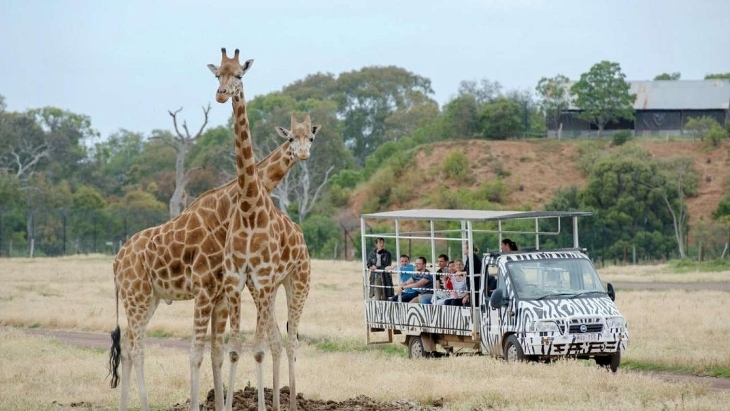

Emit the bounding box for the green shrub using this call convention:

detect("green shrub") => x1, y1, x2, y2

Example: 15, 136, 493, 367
612, 130, 632, 146
442, 150, 469, 179
707, 124, 728, 147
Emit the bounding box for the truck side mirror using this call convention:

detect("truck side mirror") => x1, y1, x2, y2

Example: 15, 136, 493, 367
490, 288, 508, 309
607, 283, 616, 302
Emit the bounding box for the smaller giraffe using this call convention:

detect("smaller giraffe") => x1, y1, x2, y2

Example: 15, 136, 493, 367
108, 113, 320, 411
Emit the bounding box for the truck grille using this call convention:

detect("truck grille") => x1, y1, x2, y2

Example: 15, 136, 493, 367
568, 324, 603, 334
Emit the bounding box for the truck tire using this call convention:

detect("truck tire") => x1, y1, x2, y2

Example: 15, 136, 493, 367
595, 350, 621, 372
408, 335, 432, 359
503, 335, 526, 362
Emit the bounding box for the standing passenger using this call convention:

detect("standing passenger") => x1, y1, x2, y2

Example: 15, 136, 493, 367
367, 237, 393, 300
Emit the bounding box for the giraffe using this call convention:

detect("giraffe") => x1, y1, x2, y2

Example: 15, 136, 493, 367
108, 112, 320, 411
208, 48, 311, 411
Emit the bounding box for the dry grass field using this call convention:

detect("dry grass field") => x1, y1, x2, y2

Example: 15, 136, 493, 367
1, 255, 730, 410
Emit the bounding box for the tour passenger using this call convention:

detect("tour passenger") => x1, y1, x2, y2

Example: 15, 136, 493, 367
390, 256, 432, 303
367, 237, 393, 300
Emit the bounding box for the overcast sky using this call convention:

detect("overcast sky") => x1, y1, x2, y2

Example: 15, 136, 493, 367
1, 0, 728, 140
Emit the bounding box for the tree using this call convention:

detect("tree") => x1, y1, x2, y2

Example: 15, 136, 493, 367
479, 98, 522, 140
643, 157, 699, 259
458, 79, 502, 104
684, 116, 728, 146
580, 147, 678, 260
27, 107, 98, 181
504, 89, 539, 137
705, 73, 730, 80
570, 61, 636, 136
152, 105, 211, 217
246, 92, 353, 221
0, 111, 48, 180
654, 72, 681, 80
439, 94, 481, 139
536, 74, 571, 134
331, 66, 435, 166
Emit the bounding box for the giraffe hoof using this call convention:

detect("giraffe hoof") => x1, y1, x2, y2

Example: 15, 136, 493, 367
165, 300, 173, 305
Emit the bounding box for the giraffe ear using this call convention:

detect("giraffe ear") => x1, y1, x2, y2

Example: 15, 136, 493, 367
241, 59, 254, 75
275, 126, 291, 139
311, 125, 322, 136
207, 64, 219, 75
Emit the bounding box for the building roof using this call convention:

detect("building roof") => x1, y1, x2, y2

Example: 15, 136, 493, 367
631, 80, 730, 110
568, 79, 730, 111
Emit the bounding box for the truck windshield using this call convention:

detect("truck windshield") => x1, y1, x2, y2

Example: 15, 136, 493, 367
506, 258, 605, 299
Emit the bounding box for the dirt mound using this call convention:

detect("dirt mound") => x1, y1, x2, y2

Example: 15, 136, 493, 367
167, 387, 435, 411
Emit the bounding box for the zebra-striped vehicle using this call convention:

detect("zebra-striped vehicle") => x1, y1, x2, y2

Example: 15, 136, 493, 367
360, 209, 628, 371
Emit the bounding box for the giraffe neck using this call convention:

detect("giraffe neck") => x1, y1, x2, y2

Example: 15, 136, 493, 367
231, 91, 261, 198
258, 142, 296, 192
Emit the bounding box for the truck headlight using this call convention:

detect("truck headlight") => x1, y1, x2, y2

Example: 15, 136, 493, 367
528, 321, 559, 333
605, 317, 626, 328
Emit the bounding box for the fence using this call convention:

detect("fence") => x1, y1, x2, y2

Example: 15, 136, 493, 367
0, 207, 168, 257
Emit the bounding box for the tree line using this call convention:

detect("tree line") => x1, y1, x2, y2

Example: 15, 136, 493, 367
0, 65, 729, 259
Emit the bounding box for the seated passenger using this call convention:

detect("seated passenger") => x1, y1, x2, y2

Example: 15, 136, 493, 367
385, 254, 416, 298
433, 260, 456, 305
389, 256, 432, 303
413, 253, 449, 304
442, 259, 469, 306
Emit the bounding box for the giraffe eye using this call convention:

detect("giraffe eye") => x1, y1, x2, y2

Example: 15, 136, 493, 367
288, 138, 294, 143
309, 137, 314, 142
235, 75, 243, 79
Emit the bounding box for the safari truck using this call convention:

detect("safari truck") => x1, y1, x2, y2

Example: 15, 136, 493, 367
360, 209, 628, 371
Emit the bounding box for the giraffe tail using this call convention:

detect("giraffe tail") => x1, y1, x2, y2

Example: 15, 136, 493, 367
108, 281, 121, 388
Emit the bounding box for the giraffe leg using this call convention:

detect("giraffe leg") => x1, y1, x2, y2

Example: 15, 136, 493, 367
224, 287, 243, 411
119, 328, 132, 411
267, 289, 283, 411
284, 271, 310, 411
210, 298, 228, 411
252, 288, 273, 411
190, 296, 214, 411
122, 296, 160, 411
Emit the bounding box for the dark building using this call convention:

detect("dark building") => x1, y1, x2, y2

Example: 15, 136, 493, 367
549, 80, 730, 138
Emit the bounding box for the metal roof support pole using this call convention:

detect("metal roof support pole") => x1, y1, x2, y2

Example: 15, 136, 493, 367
535, 217, 540, 251
360, 217, 369, 300
430, 219, 437, 295
466, 220, 479, 340
498, 220, 503, 247
573, 216, 579, 249
394, 218, 402, 302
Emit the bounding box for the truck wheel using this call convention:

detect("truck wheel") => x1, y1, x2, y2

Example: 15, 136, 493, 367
595, 350, 621, 372
408, 336, 432, 359
503, 335, 526, 362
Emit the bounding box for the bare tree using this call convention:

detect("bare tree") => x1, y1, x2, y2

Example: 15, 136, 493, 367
1, 139, 49, 180
271, 161, 334, 223
643, 157, 699, 259
153, 104, 210, 217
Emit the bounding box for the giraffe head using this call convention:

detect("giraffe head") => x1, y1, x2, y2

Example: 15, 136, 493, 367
207, 48, 254, 103
274, 114, 321, 160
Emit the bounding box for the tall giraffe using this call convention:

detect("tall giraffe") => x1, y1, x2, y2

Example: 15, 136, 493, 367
108, 114, 320, 411
209, 48, 311, 411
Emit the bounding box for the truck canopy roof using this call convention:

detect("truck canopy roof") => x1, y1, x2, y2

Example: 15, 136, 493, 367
361, 209, 593, 222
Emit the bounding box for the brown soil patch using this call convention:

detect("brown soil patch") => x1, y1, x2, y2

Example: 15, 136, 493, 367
349, 139, 729, 228
168, 387, 431, 411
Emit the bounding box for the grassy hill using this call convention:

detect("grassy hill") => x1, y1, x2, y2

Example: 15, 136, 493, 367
349, 138, 730, 228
